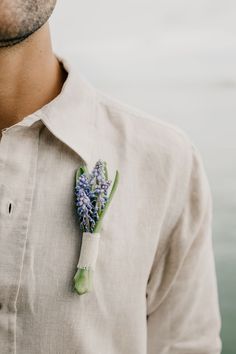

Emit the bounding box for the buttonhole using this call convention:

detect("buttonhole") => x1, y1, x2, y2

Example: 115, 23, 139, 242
8, 202, 12, 214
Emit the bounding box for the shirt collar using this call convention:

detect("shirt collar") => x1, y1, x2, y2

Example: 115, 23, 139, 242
36, 53, 97, 170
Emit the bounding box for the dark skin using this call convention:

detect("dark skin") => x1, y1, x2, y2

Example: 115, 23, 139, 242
0, 0, 68, 137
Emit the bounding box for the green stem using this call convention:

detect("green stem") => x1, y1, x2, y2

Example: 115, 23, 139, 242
104, 161, 108, 180
73, 267, 93, 295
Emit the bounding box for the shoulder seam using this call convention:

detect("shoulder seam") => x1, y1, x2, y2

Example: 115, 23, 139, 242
95, 88, 193, 148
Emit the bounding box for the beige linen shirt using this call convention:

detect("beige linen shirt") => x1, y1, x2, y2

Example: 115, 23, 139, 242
0, 54, 222, 354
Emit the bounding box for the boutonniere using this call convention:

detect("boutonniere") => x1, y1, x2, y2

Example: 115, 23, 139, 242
73, 159, 119, 295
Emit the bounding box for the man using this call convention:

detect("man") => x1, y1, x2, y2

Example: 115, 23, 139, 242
0, 1, 222, 354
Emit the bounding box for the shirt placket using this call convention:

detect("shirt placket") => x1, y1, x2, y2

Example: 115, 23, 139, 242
0, 123, 40, 354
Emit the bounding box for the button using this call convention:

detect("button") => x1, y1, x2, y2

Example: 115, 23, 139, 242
7, 201, 14, 216
8, 202, 12, 214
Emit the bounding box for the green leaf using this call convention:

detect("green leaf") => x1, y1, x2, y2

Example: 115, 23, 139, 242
75, 165, 89, 184
93, 170, 119, 233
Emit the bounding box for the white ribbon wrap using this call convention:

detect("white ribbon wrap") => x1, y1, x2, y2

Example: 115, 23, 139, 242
77, 232, 101, 270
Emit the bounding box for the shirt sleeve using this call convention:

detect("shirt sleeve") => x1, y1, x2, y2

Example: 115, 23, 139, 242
146, 143, 222, 354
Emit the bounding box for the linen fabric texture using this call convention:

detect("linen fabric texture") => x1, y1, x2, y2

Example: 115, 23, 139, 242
0, 54, 222, 354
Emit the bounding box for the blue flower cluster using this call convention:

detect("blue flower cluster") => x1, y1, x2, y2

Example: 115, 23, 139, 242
75, 159, 112, 232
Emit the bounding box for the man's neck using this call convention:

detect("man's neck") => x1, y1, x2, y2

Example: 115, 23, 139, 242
0, 22, 67, 134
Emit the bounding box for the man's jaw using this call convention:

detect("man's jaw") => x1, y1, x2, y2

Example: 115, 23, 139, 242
0, 32, 33, 48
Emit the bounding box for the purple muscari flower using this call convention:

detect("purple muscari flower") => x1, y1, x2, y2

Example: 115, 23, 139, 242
75, 159, 112, 233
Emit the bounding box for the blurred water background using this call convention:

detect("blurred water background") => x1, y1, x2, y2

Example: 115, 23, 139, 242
50, 1, 236, 353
